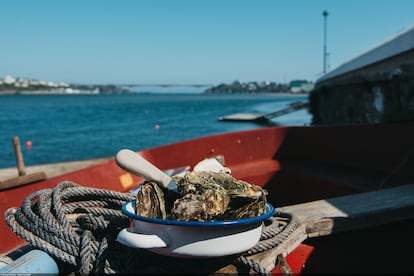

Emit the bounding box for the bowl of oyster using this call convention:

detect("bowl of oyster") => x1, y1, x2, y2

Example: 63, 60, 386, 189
117, 159, 274, 258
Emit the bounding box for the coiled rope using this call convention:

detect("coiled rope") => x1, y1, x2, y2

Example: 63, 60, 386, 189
236, 210, 300, 275
5, 181, 298, 275
5, 181, 135, 274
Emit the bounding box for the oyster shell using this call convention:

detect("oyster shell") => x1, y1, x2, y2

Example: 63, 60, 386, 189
136, 181, 167, 219
173, 171, 266, 200
135, 171, 268, 222
170, 190, 229, 221
171, 171, 267, 221
135, 181, 179, 219
171, 181, 230, 221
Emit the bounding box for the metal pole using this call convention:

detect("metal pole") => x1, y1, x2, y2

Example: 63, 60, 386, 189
323, 10, 328, 74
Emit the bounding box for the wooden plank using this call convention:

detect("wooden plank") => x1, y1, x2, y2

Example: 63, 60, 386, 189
281, 183, 414, 236
218, 113, 265, 122
0, 172, 47, 191
263, 102, 308, 120
250, 184, 414, 272
0, 158, 111, 180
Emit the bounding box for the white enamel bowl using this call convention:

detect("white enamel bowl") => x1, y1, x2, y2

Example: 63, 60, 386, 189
117, 200, 275, 258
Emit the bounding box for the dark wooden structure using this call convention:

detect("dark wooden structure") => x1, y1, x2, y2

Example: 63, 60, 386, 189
311, 24, 414, 125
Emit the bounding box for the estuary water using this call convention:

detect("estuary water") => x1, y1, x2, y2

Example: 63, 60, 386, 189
0, 93, 310, 168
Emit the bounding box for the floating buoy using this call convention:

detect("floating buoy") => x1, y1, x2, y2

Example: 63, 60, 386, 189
154, 124, 160, 130
26, 140, 33, 148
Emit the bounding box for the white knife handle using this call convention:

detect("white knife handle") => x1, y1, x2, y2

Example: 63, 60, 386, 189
116, 149, 171, 188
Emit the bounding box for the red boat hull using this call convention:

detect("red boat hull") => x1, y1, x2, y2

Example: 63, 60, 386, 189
1, 122, 414, 273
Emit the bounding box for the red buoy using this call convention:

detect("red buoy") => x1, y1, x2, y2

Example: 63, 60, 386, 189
26, 140, 33, 148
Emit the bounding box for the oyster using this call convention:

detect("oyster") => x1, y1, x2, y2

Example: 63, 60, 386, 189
170, 181, 230, 221
135, 171, 268, 222
136, 181, 167, 219
135, 181, 179, 219
171, 171, 267, 221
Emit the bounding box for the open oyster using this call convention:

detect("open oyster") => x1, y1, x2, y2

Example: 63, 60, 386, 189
135, 171, 268, 222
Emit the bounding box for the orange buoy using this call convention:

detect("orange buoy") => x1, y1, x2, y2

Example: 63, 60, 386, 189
26, 140, 33, 148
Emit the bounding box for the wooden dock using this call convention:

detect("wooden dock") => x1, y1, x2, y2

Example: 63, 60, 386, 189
218, 101, 309, 122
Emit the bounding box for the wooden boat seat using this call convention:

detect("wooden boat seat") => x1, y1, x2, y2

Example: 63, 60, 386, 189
252, 183, 414, 272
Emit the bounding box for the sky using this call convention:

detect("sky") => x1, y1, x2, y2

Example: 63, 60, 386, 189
1, 0, 414, 85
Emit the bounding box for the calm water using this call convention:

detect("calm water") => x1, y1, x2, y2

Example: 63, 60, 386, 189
0, 93, 310, 168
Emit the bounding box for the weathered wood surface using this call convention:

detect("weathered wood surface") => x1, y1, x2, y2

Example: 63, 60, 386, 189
0, 171, 47, 191
0, 158, 111, 181
282, 183, 414, 237
12, 136, 26, 176
247, 183, 414, 272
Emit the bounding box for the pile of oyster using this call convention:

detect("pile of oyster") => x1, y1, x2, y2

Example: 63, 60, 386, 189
136, 170, 268, 222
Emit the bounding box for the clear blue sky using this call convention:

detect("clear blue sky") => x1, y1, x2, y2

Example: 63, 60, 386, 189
1, 0, 414, 85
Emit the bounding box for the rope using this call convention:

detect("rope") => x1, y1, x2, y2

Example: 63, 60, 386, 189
235, 210, 300, 275
5, 181, 135, 274
4, 181, 298, 275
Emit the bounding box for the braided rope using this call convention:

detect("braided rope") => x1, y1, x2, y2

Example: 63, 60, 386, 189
4, 181, 297, 274
5, 181, 135, 274
235, 210, 300, 274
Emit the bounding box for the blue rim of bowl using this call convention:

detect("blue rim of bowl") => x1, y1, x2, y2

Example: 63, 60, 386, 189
122, 200, 275, 226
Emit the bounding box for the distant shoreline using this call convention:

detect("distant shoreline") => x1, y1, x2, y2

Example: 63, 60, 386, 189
0, 90, 99, 95
0, 91, 310, 97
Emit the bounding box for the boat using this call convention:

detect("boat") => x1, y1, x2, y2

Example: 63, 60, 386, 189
1, 121, 413, 274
